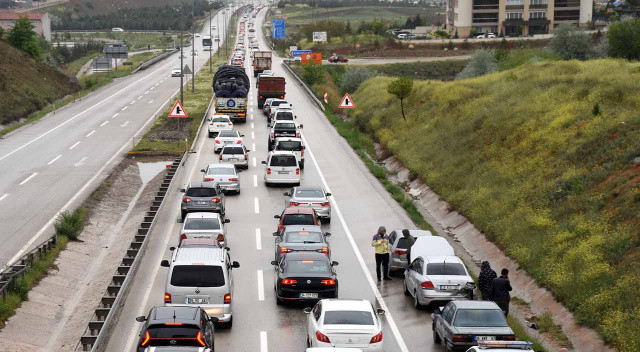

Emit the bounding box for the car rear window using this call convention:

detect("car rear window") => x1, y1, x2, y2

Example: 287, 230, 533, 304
277, 141, 302, 151
222, 147, 244, 154
294, 189, 323, 198
213, 117, 229, 122
276, 112, 294, 120
323, 311, 374, 325
271, 100, 285, 106
218, 131, 238, 137
426, 263, 467, 276
270, 155, 297, 167
284, 231, 323, 243
208, 167, 235, 175
186, 187, 217, 197
170, 265, 225, 287
184, 218, 221, 230
275, 123, 296, 129
283, 214, 314, 225
147, 325, 201, 346
453, 309, 509, 327
285, 260, 330, 274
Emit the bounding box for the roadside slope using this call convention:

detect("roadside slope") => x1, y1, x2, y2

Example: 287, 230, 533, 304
349, 59, 639, 351
0, 39, 76, 126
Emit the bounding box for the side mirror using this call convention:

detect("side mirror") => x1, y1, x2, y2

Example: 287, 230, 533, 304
232, 261, 240, 268
209, 317, 219, 323
324, 232, 332, 237
331, 261, 339, 266
377, 308, 385, 315
299, 124, 304, 129
303, 307, 312, 314
160, 260, 170, 267
240, 134, 245, 137
272, 232, 279, 236
200, 169, 206, 172
180, 188, 186, 193
135, 316, 147, 322
225, 246, 231, 251
261, 161, 267, 164
246, 150, 250, 152
282, 192, 289, 196
169, 247, 176, 251
326, 192, 331, 196
177, 218, 184, 223
274, 215, 281, 219
270, 260, 278, 266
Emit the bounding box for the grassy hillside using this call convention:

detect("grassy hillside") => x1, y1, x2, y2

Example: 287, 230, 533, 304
280, 5, 440, 25
348, 59, 640, 351
0, 40, 76, 126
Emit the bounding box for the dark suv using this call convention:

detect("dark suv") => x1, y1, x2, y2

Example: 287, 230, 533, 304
135, 306, 218, 352
180, 182, 226, 220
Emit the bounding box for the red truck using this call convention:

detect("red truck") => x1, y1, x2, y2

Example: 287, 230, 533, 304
257, 76, 285, 109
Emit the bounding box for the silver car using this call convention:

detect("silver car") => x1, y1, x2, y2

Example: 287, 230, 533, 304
219, 145, 249, 169
214, 130, 244, 153
388, 229, 432, 273
262, 98, 275, 115
273, 225, 331, 262
202, 163, 241, 194
283, 186, 331, 222
180, 212, 230, 246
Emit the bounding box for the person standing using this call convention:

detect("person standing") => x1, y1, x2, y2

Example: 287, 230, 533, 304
371, 226, 392, 281
478, 261, 497, 300
402, 229, 415, 267
490, 268, 513, 316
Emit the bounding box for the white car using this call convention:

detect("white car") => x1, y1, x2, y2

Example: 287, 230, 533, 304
179, 212, 229, 245
273, 137, 304, 169
306, 348, 363, 352
304, 299, 384, 351
208, 115, 233, 138
214, 130, 244, 153
465, 341, 535, 352
171, 67, 182, 77
262, 151, 300, 187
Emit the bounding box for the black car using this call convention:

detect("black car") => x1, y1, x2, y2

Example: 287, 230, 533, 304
135, 306, 218, 352
180, 182, 226, 220
271, 251, 338, 305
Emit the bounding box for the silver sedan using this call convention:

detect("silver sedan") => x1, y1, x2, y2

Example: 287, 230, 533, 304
283, 186, 332, 223
202, 163, 241, 194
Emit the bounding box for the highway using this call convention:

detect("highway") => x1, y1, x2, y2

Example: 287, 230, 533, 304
0, 7, 234, 270
104, 7, 439, 352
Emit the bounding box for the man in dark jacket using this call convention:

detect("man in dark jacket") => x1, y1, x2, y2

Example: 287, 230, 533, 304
402, 229, 415, 268
490, 268, 513, 316
478, 261, 497, 300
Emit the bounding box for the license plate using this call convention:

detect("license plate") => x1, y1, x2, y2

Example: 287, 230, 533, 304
216, 124, 226, 128
197, 201, 208, 205
187, 298, 209, 304
440, 285, 458, 290
475, 336, 495, 341
278, 171, 289, 174
299, 293, 318, 298
224, 141, 232, 144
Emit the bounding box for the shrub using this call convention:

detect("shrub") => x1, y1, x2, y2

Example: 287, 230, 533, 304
456, 49, 498, 80
434, 30, 450, 39
7, 17, 41, 58
0, 27, 4, 39
548, 24, 593, 60
607, 18, 640, 60
341, 67, 377, 94
302, 63, 326, 86
386, 76, 413, 120
54, 207, 87, 240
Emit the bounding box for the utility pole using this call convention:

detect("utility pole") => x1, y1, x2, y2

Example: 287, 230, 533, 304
209, 10, 212, 72
217, 8, 220, 57
224, 9, 228, 58
180, 12, 184, 105
191, 0, 195, 93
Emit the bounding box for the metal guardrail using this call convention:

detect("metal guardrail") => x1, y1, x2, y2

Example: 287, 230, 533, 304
281, 62, 325, 112
132, 49, 178, 74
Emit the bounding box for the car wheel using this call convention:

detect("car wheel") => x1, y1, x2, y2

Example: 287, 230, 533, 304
181, 210, 186, 220
414, 290, 422, 310
224, 316, 233, 328
208, 132, 213, 138
323, 217, 331, 224
276, 295, 283, 305
445, 340, 454, 352
265, 182, 270, 187
307, 336, 311, 347
433, 330, 441, 344
403, 279, 410, 296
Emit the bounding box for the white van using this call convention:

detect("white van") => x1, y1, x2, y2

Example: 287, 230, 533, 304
262, 151, 300, 187
408, 236, 454, 263
274, 137, 304, 169
161, 247, 239, 327
111, 27, 124, 32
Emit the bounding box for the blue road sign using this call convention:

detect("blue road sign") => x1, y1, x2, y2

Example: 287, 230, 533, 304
272, 19, 285, 39
291, 50, 312, 57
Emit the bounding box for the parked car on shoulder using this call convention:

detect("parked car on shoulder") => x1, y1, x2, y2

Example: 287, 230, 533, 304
388, 229, 432, 273
328, 55, 348, 63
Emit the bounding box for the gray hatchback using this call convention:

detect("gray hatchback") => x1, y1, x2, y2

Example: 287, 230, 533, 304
180, 182, 225, 220
273, 225, 331, 262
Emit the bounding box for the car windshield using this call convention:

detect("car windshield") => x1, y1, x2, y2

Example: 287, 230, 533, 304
323, 311, 374, 325
184, 218, 221, 230
283, 214, 314, 225
185, 187, 217, 197
278, 141, 302, 151
213, 117, 229, 122
426, 263, 467, 276
270, 155, 297, 167
285, 231, 323, 243
222, 147, 244, 154
276, 112, 294, 120
207, 167, 235, 175
219, 131, 238, 138
295, 189, 323, 198
285, 260, 330, 274
453, 309, 509, 327
170, 265, 225, 287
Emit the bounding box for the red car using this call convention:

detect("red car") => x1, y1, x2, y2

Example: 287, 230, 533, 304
274, 207, 319, 233
328, 55, 348, 63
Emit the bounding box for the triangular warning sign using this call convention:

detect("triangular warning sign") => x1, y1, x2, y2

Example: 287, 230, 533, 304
338, 93, 355, 109
183, 64, 192, 74
169, 100, 188, 118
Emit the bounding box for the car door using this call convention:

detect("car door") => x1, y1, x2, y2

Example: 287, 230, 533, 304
408, 258, 422, 293
442, 303, 456, 342
202, 310, 214, 347
308, 301, 322, 345
274, 230, 283, 258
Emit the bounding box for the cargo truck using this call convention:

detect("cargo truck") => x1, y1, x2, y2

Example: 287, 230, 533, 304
213, 65, 250, 123
253, 51, 272, 77
257, 76, 285, 109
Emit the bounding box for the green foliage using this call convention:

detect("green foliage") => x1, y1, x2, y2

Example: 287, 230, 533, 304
386, 76, 413, 120
302, 63, 326, 85
7, 18, 41, 58
54, 207, 87, 240
608, 18, 640, 60
433, 30, 450, 38
357, 20, 387, 35
341, 66, 377, 94
365, 60, 468, 81
0, 27, 4, 39
456, 49, 498, 80
548, 24, 594, 60
300, 20, 349, 41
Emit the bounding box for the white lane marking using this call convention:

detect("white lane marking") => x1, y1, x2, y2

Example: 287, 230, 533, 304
0, 62, 174, 164
69, 141, 80, 150
150, 86, 155, 90
130, 100, 136, 105
121, 121, 130, 127
250, 107, 254, 113
100, 121, 109, 127
252, 157, 256, 168
251, 131, 255, 140
144, 91, 149, 95
260, 331, 268, 352
137, 95, 143, 100
155, 83, 160, 87
47, 155, 62, 165
256, 228, 262, 250
74, 156, 87, 167
257, 270, 265, 301
253, 174, 258, 187
0, 194, 8, 202
85, 130, 95, 138
252, 143, 256, 151
148, 100, 155, 104
251, 122, 254, 129
251, 114, 254, 121
254, 197, 259, 214
19, 172, 37, 185
301, 133, 410, 352
121, 106, 128, 111
112, 113, 119, 118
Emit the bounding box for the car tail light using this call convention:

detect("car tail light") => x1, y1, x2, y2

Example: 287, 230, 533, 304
141, 331, 151, 346
267, 168, 271, 175
228, 122, 232, 125
290, 201, 300, 206
370, 331, 383, 343
210, 121, 214, 125
301, 150, 304, 157
452, 335, 472, 342
315, 331, 330, 343
392, 249, 407, 255
217, 234, 225, 243
180, 233, 187, 241
270, 131, 274, 138
321, 279, 335, 285
229, 177, 238, 181
296, 132, 300, 138
224, 293, 231, 303
182, 197, 192, 203
317, 247, 329, 254
215, 140, 221, 144
164, 292, 171, 303
211, 197, 221, 203
204, 177, 214, 181
296, 168, 300, 175
421, 281, 435, 289
321, 202, 330, 207
280, 95, 284, 99
503, 335, 517, 341
196, 331, 206, 346
219, 154, 223, 160
281, 278, 297, 285
237, 140, 241, 144
279, 247, 293, 253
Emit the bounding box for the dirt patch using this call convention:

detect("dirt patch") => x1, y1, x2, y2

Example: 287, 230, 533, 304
145, 117, 194, 142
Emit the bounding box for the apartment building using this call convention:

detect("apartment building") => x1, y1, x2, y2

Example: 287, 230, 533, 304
445, 0, 592, 37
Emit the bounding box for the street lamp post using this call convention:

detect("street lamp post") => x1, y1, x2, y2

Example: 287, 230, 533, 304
209, 10, 213, 72
191, 0, 195, 94
217, 9, 220, 58
180, 10, 184, 105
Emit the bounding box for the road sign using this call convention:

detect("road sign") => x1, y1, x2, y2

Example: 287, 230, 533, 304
291, 49, 311, 57
289, 45, 297, 53
339, 93, 355, 109
169, 100, 188, 117
323, 92, 328, 104
301, 53, 322, 66
183, 64, 192, 74
313, 32, 327, 42
272, 19, 285, 39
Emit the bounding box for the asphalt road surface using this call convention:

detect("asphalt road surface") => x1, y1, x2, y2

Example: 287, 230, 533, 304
0, 8, 236, 270
103, 7, 440, 352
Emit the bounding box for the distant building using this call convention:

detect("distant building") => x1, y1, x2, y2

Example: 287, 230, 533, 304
445, 0, 592, 37
0, 12, 51, 41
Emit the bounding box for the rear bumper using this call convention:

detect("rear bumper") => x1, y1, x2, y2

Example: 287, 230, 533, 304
264, 176, 300, 184
181, 206, 223, 214
419, 290, 470, 305
219, 182, 240, 192
390, 255, 407, 270
277, 287, 337, 301
166, 304, 232, 322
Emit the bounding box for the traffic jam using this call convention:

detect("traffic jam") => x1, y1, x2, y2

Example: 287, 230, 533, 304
133, 5, 540, 352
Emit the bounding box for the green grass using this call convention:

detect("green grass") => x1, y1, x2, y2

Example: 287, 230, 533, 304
507, 315, 547, 352
61, 51, 102, 76
279, 5, 440, 25
364, 60, 469, 81
60, 32, 191, 51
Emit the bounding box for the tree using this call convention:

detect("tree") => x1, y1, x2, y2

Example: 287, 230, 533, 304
607, 18, 640, 60
456, 49, 499, 80
7, 17, 41, 58
548, 24, 593, 60
341, 67, 377, 94
387, 77, 413, 120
